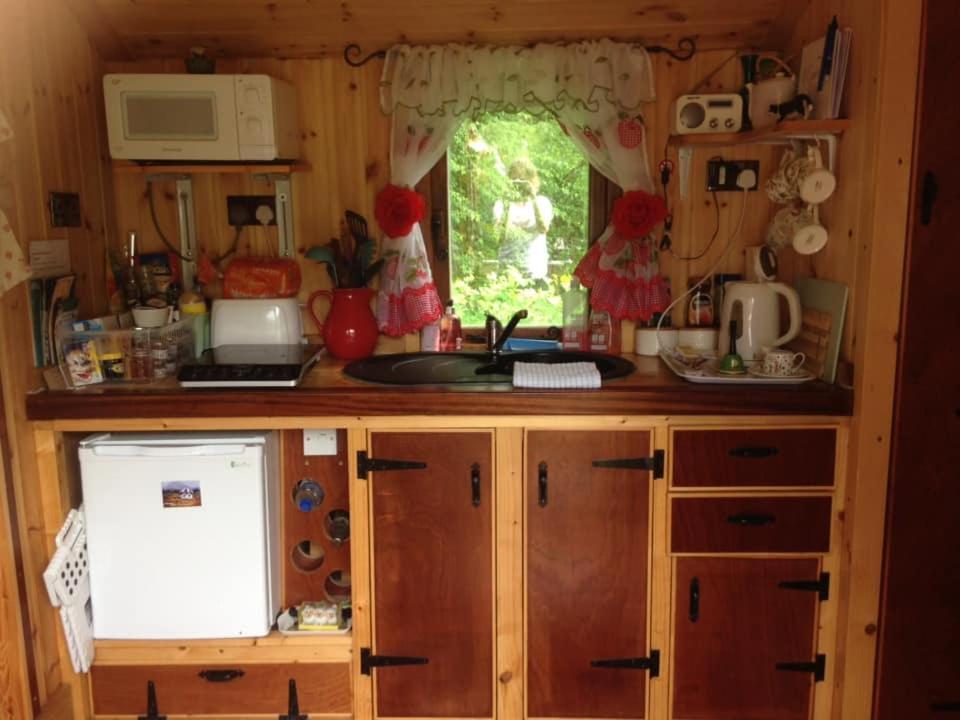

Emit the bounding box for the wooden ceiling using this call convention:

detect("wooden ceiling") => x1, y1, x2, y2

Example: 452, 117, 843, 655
62, 0, 809, 62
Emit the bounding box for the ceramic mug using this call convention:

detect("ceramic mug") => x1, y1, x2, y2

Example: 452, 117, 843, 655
762, 348, 805, 376
636, 328, 678, 356
797, 146, 836, 204
791, 204, 829, 255
767, 204, 815, 249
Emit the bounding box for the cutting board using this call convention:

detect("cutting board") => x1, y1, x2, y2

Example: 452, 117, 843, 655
788, 277, 849, 383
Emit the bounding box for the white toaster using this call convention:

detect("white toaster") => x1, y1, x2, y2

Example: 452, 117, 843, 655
211, 298, 304, 346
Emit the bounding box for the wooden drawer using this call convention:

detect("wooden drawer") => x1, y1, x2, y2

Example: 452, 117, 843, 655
671, 497, 832, 553
91, 662, 351, 716
672, 429, 836, 488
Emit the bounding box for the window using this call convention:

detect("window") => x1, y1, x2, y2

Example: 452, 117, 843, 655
419, 113, 620, 333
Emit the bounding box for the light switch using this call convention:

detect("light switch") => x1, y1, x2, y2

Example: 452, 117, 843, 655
303, 429, 337, 456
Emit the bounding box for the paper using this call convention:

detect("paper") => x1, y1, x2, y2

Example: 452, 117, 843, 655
798, 28, 853, 119
29, 238, 71, 277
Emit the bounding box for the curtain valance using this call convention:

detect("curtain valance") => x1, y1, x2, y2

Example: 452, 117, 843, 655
380, 40, 656, 118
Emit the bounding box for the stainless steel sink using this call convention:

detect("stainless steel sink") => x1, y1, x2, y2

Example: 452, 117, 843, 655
343, 351, 635, 385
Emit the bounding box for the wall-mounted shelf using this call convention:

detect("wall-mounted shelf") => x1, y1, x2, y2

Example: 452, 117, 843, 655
112, 161, 308, 287
669, 119, 851, 199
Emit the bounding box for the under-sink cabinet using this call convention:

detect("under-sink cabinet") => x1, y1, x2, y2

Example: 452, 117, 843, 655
35, 418, 844, 720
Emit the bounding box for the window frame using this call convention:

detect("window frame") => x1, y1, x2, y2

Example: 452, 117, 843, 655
417, 153, 621, 337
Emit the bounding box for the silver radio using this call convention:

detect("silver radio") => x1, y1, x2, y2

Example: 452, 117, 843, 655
671, 94, 743, 135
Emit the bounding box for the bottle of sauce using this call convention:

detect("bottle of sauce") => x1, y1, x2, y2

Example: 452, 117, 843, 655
588, 310, 621, 354
439, 301, 463, 352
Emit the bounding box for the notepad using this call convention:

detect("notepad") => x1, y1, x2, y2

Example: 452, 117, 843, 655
798, 27, 852, 120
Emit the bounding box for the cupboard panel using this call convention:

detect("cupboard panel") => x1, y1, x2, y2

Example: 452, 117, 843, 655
673, 558, 820, 720
527, 430, 652, 719
370, 431, 493, 718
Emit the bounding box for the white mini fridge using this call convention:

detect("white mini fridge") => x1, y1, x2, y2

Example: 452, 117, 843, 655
79, 431, 280, 639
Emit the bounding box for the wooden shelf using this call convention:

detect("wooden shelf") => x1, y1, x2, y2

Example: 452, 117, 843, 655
112, 160, 309, 175
93, 630, 352, 665
668, 119, 852, 149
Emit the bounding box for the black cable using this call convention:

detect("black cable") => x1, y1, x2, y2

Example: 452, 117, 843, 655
669, 191, 721, 261
146, 180, 192, 262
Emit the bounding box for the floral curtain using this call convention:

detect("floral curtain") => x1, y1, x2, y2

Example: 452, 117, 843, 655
0, 109, 30, 296
375, 39, 668, 334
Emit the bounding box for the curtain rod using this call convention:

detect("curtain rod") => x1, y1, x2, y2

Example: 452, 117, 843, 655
343, 38, 697, 67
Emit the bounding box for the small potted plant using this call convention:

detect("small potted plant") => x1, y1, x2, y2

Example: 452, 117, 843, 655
306, 211, 384, 360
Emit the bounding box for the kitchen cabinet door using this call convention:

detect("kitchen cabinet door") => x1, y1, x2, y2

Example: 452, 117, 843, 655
368, 431, 494, 718
673, 558, 822, 720
527, 430, 654, 719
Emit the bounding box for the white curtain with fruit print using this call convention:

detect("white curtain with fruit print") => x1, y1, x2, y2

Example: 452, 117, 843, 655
376, 40, 664, 335
0, 109, 31, 296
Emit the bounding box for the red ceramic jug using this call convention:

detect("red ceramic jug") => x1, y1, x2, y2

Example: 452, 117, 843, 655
307, 288, 379, 360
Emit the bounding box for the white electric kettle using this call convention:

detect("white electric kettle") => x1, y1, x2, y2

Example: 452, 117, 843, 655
718, 282, 802, 361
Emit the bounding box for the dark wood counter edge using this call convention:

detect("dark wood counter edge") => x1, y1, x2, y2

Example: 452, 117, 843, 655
26, 382, 853, 420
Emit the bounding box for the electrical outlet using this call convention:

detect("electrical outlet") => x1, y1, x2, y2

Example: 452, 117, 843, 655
226, 195, 277, 226
48, 192, 82, 228
303, 429, 337, 456
706, 159, 760, 192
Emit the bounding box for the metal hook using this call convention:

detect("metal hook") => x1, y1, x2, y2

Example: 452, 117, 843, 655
646, 37, 697, 62
344, 43, 387, 67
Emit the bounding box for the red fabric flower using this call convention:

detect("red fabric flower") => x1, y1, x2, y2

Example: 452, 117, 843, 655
610, 190, 667, 239
375, 184, 426, 238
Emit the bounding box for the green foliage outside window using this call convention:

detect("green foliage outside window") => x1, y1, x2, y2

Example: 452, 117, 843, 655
447, 112, 589, 327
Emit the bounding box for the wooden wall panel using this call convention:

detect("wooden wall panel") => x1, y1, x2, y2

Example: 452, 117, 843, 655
0, 0, 116, 714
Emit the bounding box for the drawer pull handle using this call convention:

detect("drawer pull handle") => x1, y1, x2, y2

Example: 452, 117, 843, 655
538, 462, 548, 507
931, 702, 960, 712
729, 446, 780, 459
198, 669, 245, 683
726, 513, 776, 526
471, 463, 481, 507
689, 577, 700, 622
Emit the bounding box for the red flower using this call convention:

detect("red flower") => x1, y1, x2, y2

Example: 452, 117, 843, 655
611, 190, 667, 239
375, 184, 426, 239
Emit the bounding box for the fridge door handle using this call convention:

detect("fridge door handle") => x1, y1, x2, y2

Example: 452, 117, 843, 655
91, 445, 248, 458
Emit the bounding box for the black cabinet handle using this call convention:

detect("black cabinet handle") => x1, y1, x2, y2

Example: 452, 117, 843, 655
728, 446, 779, 459
726, 513, 776, 526
689, 577, 700, 622
198, 669, 245, 682
538, 462, 548, 507
471, 463, 481, 507
932, 702, 960, 712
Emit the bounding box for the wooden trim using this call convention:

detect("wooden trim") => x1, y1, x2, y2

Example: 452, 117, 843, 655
495, 428, 524, 720
648, 424, 671, 720
347, 427, 372, 720
834, 2, 924, 718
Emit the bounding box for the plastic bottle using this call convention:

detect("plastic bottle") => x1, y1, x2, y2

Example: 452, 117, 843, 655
293, 479, 325, 512
588, 310, 621, 355
439, 301, 463, 352
561, 279, 589, 350
420, 319, 440, 352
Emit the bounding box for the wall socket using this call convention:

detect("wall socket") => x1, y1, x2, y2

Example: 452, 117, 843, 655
226, 195, 277, 226
48, 191, 82, 227
706, 159, 760, 192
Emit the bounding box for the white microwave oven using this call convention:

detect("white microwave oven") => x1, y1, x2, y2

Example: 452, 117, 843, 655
103, 74, 300, 161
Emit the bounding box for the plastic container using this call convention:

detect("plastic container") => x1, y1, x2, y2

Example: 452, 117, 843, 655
588, 310, 621, 354
562, 280, 589, 351
57, 316, 196, 389
222, 257, 301, 299
293, 479, 325, 512
439, 301, 463, 352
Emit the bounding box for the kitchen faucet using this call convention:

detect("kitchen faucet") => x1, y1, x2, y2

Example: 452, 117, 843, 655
485, 309, 528, 357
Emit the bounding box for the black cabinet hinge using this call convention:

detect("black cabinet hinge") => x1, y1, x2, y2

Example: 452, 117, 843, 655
278, 679, 308, 720
590, 650, 660, 678
776, 654, 826, 682
356, 451, 427, 479
779, 572, 830, 601
360, 647, 429, 675
592, 449, 665, 478
138, 681, 166, 720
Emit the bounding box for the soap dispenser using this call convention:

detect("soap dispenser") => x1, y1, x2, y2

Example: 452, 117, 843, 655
439, 300, 463, 352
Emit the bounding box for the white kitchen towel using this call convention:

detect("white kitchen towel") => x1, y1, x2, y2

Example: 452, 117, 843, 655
512, 361, 601, 389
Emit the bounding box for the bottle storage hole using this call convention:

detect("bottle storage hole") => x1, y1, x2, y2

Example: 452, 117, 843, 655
291, 540, 326, 573
324, 570, 351, 602
323, 509, 350, 544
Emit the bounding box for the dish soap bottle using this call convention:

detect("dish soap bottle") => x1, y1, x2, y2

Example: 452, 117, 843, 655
439, 300, 463, 352
561, 279, 588, 350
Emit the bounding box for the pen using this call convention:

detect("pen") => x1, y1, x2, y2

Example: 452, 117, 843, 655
818, 15, 839, 91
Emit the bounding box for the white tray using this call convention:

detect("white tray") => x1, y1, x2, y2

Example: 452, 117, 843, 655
660, 352, 815, 385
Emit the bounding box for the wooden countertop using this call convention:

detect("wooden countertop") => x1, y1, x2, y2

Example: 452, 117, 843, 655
26, 354, 852, 420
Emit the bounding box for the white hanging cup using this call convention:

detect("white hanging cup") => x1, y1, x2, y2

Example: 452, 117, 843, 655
798, 144, 836, 204
792, 204, 829, 255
